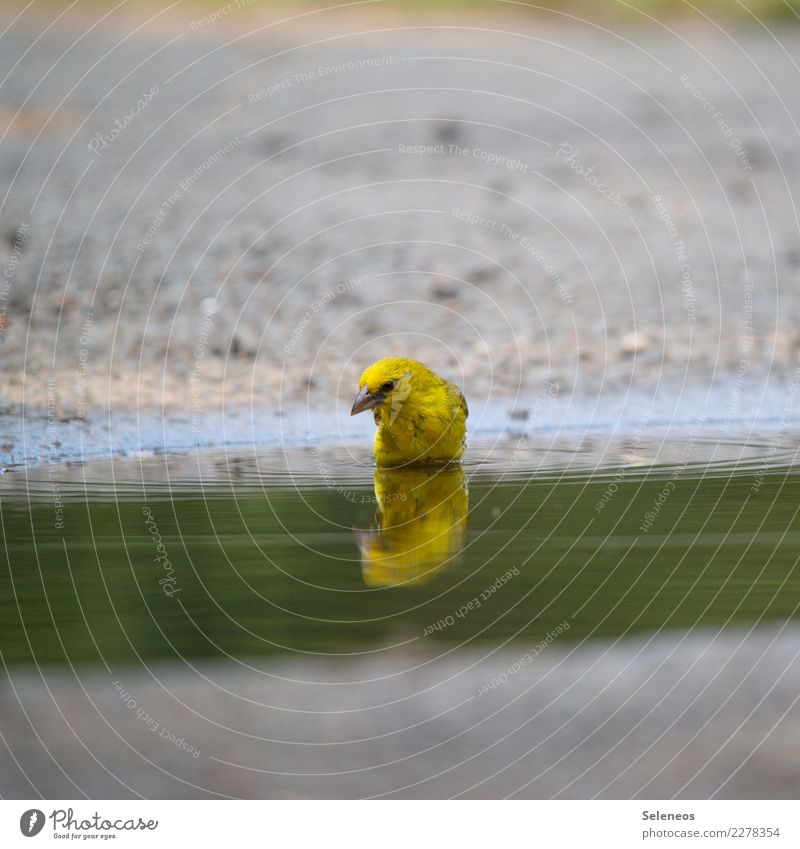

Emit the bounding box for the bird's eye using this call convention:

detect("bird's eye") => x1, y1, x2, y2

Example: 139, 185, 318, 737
381, 380, 395, 392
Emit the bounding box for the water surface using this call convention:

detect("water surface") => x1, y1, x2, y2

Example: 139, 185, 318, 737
2, 432, 799, 669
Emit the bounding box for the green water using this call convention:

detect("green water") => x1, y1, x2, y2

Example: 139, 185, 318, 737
2, 436, 799, 668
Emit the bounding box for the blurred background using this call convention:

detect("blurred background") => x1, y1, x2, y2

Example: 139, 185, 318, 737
2, 0, 800, 439
1, 0, 800, 800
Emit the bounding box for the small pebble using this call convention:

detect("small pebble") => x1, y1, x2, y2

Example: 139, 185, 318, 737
620, 332, 648, 356
200, 297, 219, 316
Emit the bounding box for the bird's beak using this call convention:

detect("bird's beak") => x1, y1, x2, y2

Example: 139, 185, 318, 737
351, 385, 380, 416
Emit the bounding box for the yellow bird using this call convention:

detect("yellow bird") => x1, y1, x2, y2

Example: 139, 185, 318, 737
355, 466, 469, 587
350, 357, 468, 466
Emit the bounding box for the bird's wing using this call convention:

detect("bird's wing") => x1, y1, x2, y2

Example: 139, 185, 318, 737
449, 383, 468, 419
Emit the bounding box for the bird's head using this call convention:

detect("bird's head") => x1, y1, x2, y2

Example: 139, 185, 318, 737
351, 357, 424, 421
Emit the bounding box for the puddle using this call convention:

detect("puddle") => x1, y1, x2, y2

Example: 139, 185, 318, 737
2, 434, 798, 667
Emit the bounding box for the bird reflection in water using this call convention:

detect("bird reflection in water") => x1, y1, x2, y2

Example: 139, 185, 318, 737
354, 465, 469, 587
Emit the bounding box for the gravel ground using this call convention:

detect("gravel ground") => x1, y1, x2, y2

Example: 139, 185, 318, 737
1, 8, 800, 433
3, 626, 799, 799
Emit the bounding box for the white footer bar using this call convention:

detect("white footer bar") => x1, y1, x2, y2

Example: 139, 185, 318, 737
2, 800, 796, 848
